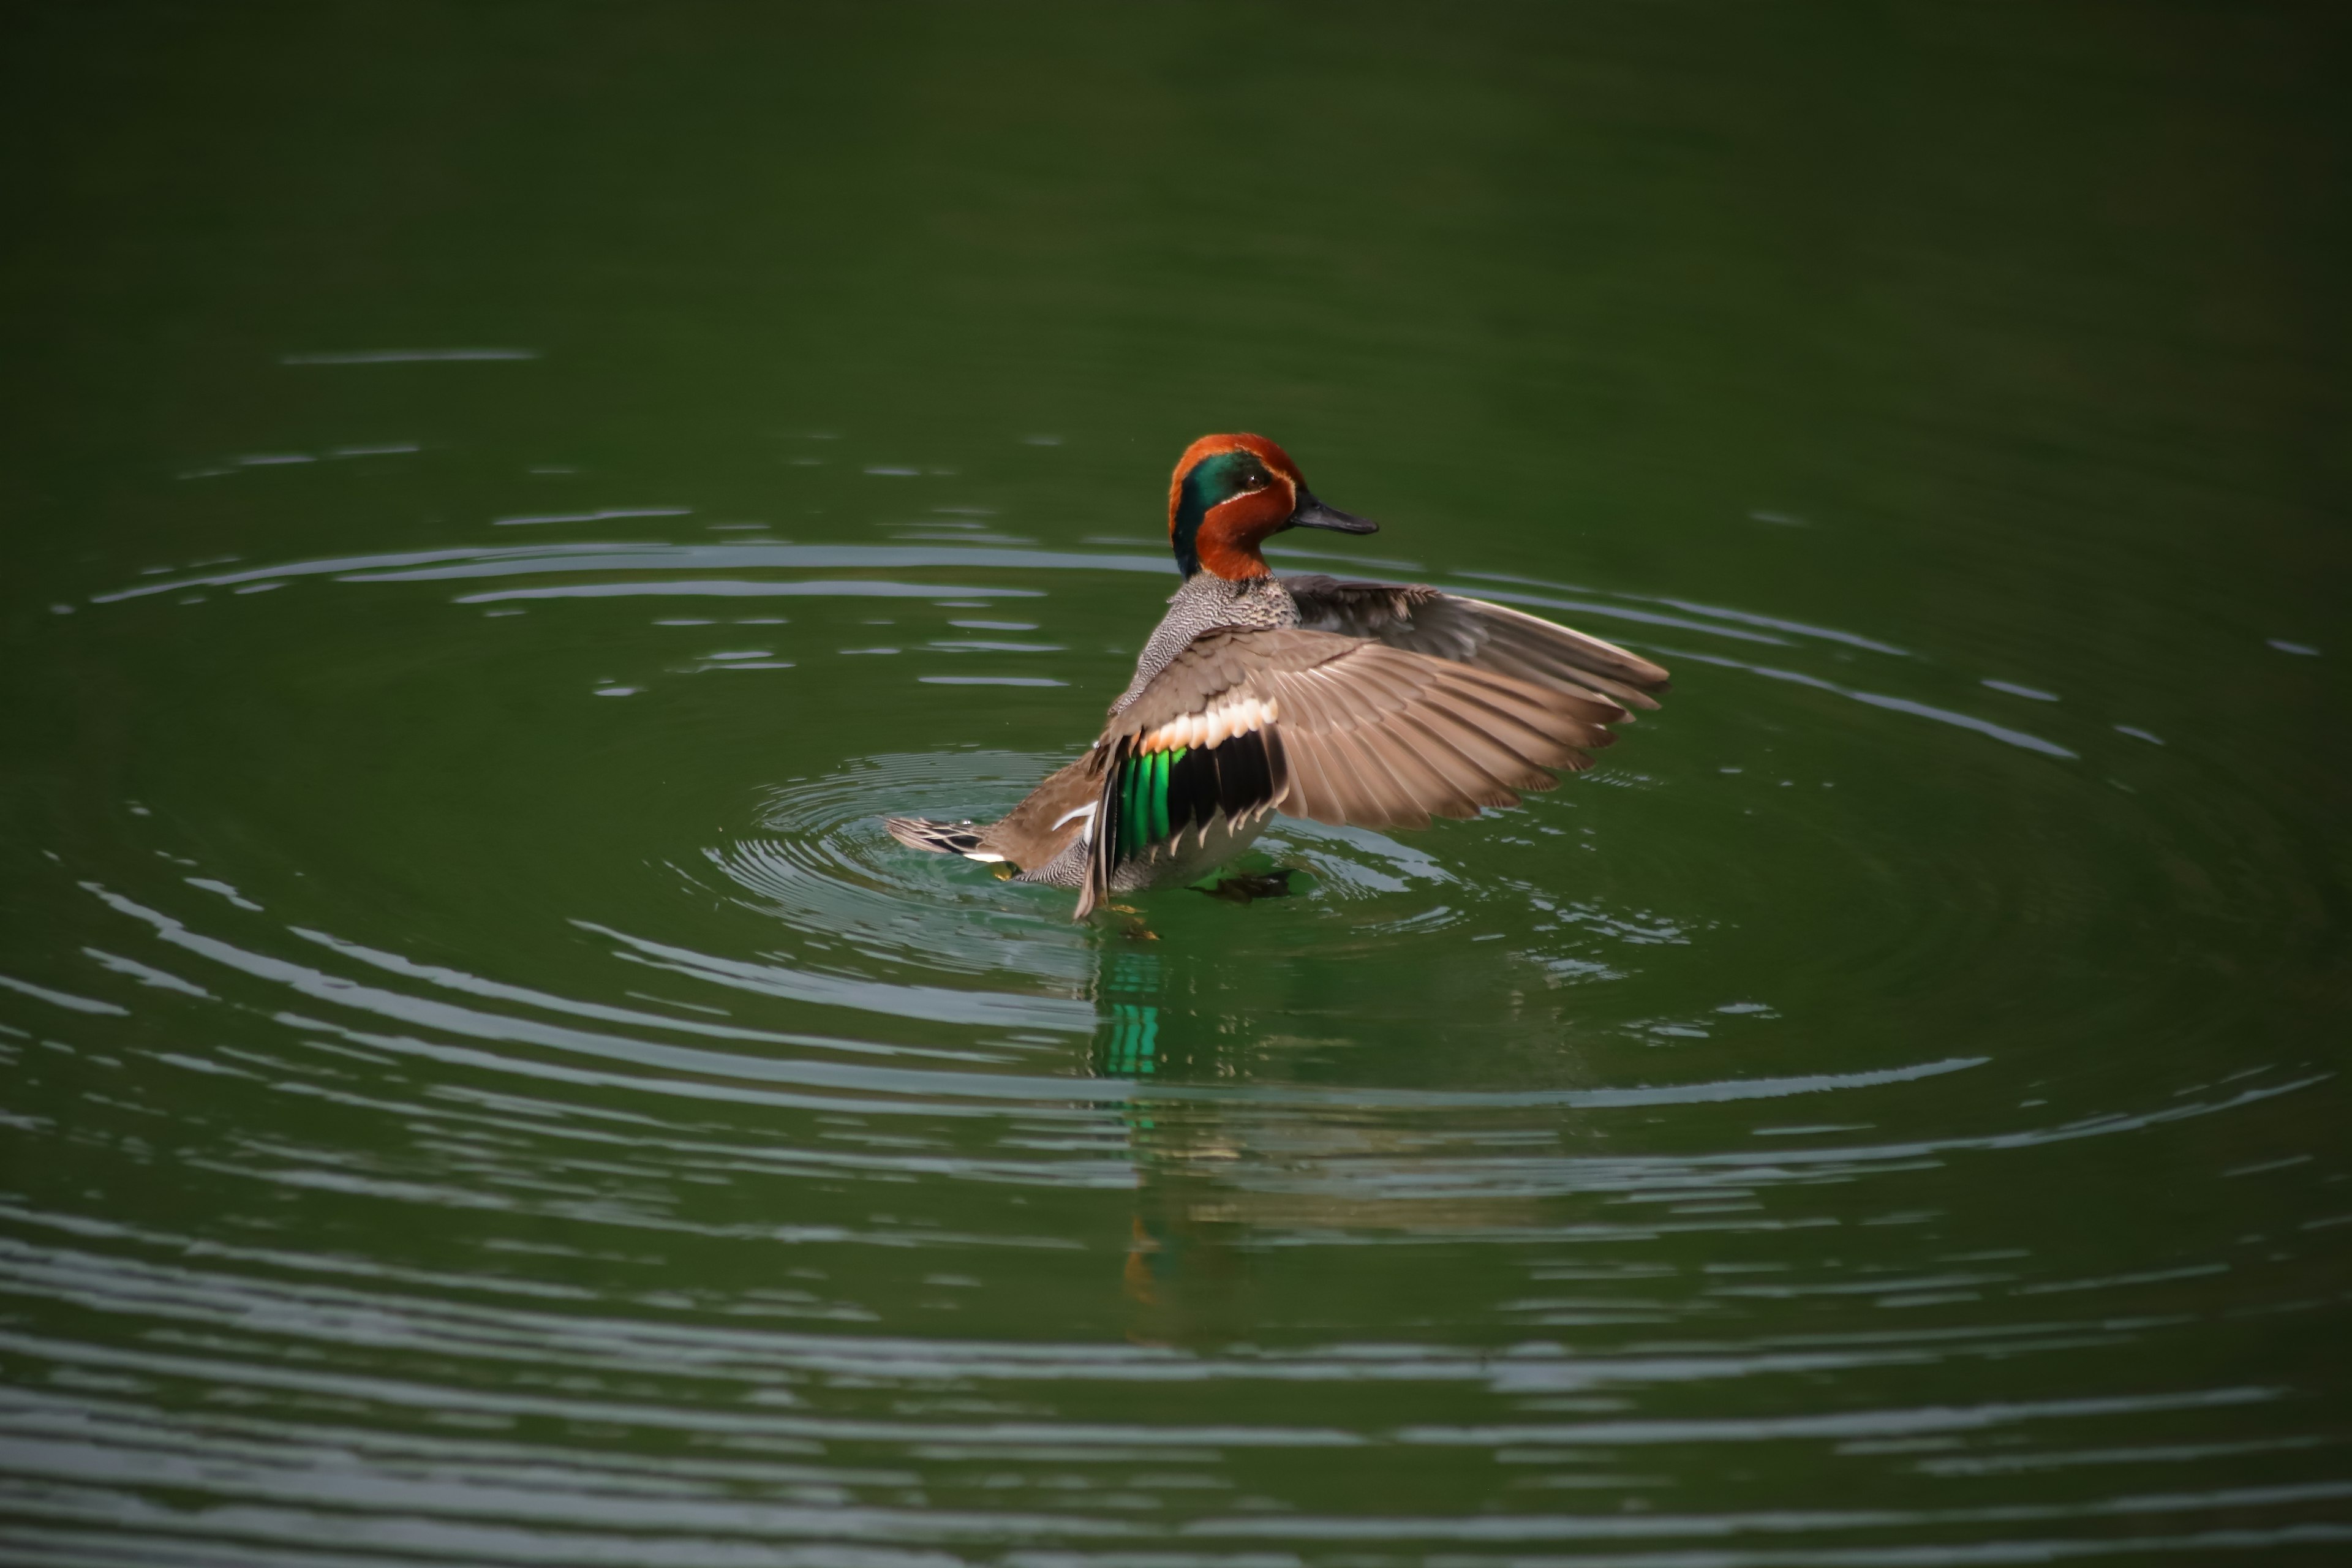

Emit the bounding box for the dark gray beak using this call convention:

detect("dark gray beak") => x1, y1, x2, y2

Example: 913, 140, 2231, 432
1287, 490, 1378, 535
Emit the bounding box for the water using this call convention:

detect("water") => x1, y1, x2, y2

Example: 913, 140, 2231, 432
4, 6, 2348, 1564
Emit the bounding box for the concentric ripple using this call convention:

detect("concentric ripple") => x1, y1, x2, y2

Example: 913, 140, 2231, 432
4, 511, 2346, 1568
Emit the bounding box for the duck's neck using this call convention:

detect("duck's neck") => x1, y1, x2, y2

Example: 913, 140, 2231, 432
1191, 540, 1272, 582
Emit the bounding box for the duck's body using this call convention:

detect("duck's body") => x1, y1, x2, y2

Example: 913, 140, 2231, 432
886, 434, 1670, 918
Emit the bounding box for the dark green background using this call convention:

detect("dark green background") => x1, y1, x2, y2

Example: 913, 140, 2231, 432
2, 4, 2347, 1563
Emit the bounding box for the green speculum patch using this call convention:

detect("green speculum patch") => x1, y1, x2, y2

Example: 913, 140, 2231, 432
1118, 747, 1190, 858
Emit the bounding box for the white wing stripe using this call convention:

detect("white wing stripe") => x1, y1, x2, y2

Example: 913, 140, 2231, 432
1139, 693, 1280, 754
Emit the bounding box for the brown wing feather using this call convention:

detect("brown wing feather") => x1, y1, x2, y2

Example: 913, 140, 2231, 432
1283, 575, 1671, 711
1322, 726, 1414, 826
1282, 728, 1346, 823
1335, 660, 1536, 810
1393, 707, 1539, 805
1382, 712, 1510, 815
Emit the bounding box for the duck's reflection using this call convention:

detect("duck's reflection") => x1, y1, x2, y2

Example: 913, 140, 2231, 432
1087, 920, 1562, 1346
1090, 944, 1254, 1344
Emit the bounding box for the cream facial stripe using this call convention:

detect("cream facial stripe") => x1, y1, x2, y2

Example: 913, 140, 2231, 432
1137, 694, 1278, 755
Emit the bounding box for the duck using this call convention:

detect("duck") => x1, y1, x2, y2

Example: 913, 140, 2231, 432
886, 433, 1670, 918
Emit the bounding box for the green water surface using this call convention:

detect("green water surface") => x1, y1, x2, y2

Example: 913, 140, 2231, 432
3, 5, 2349, 1564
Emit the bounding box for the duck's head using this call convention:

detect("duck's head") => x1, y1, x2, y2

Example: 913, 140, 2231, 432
1166, 433, 1376, 581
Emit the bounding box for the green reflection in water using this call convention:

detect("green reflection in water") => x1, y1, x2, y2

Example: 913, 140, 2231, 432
1091, 941, 1257, 1349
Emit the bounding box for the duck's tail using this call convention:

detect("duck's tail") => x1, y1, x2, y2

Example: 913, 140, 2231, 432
884, 816, 991, 858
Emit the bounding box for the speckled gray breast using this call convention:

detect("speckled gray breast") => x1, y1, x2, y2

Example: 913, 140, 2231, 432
1109, 575, 1300, 715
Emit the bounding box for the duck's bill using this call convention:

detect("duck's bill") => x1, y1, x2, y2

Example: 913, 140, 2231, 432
1288, 492, 1378, 534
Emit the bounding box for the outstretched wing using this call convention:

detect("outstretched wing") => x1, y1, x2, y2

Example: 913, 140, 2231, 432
1282, 574, 1671, 712
1076, 627, 1631, 917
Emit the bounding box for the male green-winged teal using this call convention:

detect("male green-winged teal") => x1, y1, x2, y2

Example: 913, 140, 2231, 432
886, 433, 1670, 918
